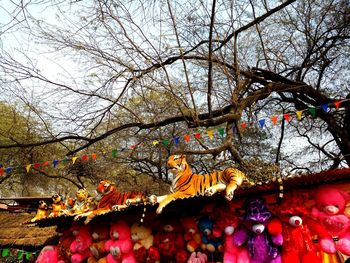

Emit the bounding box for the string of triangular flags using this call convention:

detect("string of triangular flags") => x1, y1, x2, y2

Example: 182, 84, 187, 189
0, 247, 39, 260
0, 98, 348, 176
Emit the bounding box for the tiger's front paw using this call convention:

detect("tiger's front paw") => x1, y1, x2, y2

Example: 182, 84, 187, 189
112, 205, 121, 211
204, 187, 216, 197
156, 204, 164, 214
148, 195, 158, 205
225, 189, 235, 201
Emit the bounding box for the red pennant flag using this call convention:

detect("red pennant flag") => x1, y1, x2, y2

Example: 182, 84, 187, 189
91, 153, 97, 160
130, 145, 137, 149
334, 101, 341, 109
271, 116, 278, 125
42, 161, 49, 167
0, 168, 3, 176
194, 133, 201, 139
241, 123, 247, 129
82, 155, 87, 161
33, 163, 40, 169
184, 134, 190, 142
283, 113, 290, 123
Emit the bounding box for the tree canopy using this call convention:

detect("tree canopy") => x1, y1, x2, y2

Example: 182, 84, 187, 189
0, 0, 349, 195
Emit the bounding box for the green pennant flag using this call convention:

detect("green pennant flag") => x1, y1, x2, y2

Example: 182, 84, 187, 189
17, 251, 23, 260
111, 149, 117, 157
308, 107, 317, 117
1, 248, 9, 257
218, 127, 225, 137
162, 139, 170, 146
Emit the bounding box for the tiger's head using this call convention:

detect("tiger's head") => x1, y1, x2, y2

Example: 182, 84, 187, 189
96, 180, 116, 196
167, 154, 188, 176
76, 188, 89, 202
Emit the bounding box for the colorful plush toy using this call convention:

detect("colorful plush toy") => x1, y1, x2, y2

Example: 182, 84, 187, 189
214, 203, 250, 263
153, 219, 188, 262
180, 217, 202, 253
198, 217, 223, 253
235, 197, 283, 263
187, 251, 208, 263
70, 224, 93, 263
36, 245, 65, 263
88, 224, 110, 263
131, 222, 159, 263
310, 186, 350, 256
105, 220, 136, 263
49, 194, 66, 217
272, 191, 321, 263
31, 200, 49, 222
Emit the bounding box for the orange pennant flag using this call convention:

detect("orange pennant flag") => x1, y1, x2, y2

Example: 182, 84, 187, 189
271, 116, 278, 125
184, 134, 190, 142
42, 161, 49, 167
207, 130, 214, 139
26, 164, 31, 173
283, 113, 290, 122
72, 156, 78, 164
0, 168, 3, 176
296, 111, 303, 120
91, 153, 97, 160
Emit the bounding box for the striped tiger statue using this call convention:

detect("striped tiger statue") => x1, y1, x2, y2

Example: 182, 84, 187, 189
151, 154, 247, 214
75, 180, 146, 224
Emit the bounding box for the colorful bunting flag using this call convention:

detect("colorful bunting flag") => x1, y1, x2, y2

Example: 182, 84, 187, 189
184, 134, 190, 142
194, 133, 201, 139
258, 119, 266, 128
174, 136, 180, 145
283, 113, 290, 123
271, 116, 278, 125
33, 163, 40, 169
26, 164, 31, 173
241, 123, 246, 129
308, 107, 317, 117
218, 127, 225, 137
82, 155, 87, 161
5, 167, 12, 173
321, 104, 329, 113
1, 248, 9, 257
334, 101, 341, 109
152, 140, 159, 146
162, 139, 170, 146
207, 130, 214, 139
72, 157, 78, 164
296, 110, 303, 120
91, 153, 97, 160
53, 160, 59, 168
42, 161, 49, 167
111, 149, 117, 157
0, 168, 4, 176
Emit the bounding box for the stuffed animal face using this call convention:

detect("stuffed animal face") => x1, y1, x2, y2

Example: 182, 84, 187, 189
198, 217, 214, 236
109, 221, 131, 240
52, 194, 63, 204
315, 187, 350, 215
76, 188, 89, 202
38, 200, 48, 210
131, 223, 152, 242
167, 155, 187, 176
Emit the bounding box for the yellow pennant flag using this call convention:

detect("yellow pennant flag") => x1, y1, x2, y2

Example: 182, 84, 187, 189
26, 164, 31, 173
152, 140, 159, 146
296, 110, 303, 120
72, 156, 78, 164
207, 130, 214, 139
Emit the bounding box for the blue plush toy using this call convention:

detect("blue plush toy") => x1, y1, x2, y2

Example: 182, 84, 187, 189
198, 217, 223, 253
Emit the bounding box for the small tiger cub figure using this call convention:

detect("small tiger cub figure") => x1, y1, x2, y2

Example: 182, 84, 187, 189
75, 180, 146, 224
31, 200, 49, 222
48, 194, 66, 217
70, 188, 91, 215
151, 154, 246, 214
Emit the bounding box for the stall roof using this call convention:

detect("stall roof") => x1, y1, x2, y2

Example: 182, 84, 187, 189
0, 211, 58, 248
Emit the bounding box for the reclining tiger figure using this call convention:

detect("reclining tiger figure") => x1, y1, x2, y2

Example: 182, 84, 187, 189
75, 180, 147, 224
150, 154, 248, 214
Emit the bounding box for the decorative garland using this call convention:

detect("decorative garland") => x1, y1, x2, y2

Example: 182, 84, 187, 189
0, 248, 39, 260
0, 98, 348, 176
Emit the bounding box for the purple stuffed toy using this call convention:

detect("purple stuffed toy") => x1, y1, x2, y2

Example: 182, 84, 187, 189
233, 198, 283, 263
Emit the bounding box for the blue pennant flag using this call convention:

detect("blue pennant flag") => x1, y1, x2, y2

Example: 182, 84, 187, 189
258, 119, 266, 128
5, 167, 12, 173
321, 104, 329, 113
53, 160, 59, 168
174, 136, 180, 145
